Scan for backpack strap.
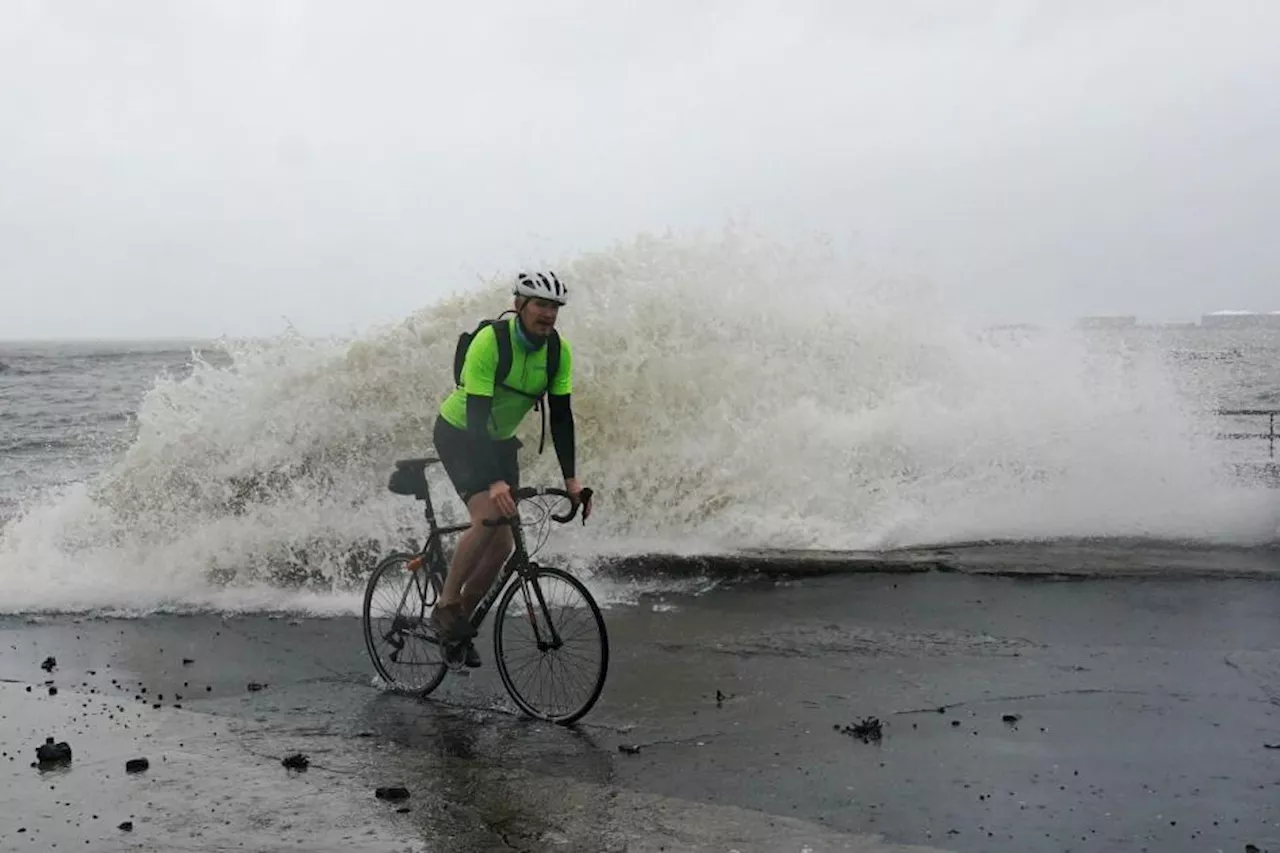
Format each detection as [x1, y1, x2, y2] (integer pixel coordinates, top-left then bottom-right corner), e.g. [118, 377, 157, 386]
[454, 312, 515, 389]
[492, 317, 514, 390]
[545, 330, 561, 395]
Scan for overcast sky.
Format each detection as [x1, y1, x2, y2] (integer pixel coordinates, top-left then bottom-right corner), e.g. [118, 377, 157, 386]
[3, 0, 1279, 339]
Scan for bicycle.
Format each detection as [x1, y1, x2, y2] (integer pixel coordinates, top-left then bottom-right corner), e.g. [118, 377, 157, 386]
[362, 456, 608, 725]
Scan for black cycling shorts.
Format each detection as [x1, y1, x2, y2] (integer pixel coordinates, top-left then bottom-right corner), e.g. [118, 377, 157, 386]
[432, 415, 521, 505]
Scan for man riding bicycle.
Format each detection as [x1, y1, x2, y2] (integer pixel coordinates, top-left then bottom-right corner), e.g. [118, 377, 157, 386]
[430, 271, 592, 666]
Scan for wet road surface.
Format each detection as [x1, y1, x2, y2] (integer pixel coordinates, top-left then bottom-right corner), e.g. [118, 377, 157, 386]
[2, 571, 1280, 852]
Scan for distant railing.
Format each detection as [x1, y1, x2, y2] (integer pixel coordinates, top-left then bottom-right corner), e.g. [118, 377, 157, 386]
[1216, 409, 1277, 459]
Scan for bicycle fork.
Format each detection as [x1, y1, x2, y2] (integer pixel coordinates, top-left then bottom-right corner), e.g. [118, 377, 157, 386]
[518, 572, 563, 652]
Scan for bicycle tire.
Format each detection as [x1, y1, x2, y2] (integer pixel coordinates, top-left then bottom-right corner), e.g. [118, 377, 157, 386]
[362, 552, 449, 696]
[493, 566, 609, 724]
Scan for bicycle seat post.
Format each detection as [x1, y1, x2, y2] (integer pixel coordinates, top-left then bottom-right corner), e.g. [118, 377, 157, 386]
[422, 479, 439, 537]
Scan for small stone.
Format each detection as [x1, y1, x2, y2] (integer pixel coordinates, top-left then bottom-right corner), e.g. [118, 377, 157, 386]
[395, 807, 411, 814]
[247, 682, 266, 692]
[617, 744, 642, 754]
[282, 753, 309, 771]
[36, 737, 72, 767]
[125, 758, 149, 773]
[182, 658, 194, 665]
[842, 717, 883, 743]
[41, 657, 56, 672]
[118, 821, 133, 832]
[375, 786, 410, 801]
[1002, 714, 1021, 724]
[48, 687, 58, 696]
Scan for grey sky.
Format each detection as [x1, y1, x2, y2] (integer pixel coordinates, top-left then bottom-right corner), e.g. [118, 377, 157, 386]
[3, 1, 1278, 339]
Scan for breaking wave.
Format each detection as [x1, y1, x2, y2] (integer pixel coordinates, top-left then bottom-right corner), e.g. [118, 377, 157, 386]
[1, 228, 1277, 612]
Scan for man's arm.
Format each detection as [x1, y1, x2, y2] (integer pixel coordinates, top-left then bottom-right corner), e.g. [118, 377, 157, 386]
[466, 394, 502, 484]
[461, 327, 503, 485]
[548, 394, 576, 480]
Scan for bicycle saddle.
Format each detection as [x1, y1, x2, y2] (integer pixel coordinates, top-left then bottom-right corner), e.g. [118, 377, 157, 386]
[388, 457, 439, 499]
[393, 457, 440, 470]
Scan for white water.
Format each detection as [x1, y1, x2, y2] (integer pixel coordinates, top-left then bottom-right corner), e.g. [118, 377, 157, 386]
[1, 228, 1277, 613]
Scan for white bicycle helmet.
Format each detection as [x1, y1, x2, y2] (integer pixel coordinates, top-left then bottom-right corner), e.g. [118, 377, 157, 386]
[513, 271, 568, 305]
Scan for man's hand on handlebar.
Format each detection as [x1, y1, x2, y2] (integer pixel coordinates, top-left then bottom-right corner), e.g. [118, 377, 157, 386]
[480, 484, 595, 527]
[488, 480, 517, 517]
[564, 477, 593, 521]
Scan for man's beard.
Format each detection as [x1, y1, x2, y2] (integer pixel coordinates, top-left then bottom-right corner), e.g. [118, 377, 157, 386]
[517, 314, 548, 346]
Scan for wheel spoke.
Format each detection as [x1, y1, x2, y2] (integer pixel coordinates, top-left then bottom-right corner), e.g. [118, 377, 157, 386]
[362, 555, 448, 695]
[494, 569, 608, 723]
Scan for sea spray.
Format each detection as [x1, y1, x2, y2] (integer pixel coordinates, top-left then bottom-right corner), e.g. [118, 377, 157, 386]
[1, 227, 1275, 613]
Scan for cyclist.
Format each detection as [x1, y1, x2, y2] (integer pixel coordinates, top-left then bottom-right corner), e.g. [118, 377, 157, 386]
[430, 271, 592, 666]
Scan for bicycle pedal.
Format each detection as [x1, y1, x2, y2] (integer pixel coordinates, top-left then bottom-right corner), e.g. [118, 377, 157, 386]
[444, 657, 469, 675]
[443, 644, 467, 670]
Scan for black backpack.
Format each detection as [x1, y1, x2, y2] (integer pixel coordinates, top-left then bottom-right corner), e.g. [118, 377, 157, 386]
[453, 313, 561, 452]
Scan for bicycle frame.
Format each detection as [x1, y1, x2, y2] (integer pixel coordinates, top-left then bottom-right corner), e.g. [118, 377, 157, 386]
[371, 458, 606, 720]
[392, 473, 579, 649]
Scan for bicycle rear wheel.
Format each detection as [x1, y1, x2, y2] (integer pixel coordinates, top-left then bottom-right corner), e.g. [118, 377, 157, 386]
[362, 552, 449, 695]
[493, 566, 609, 724]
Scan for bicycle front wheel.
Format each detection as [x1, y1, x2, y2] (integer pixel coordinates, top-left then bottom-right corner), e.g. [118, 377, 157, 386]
[362, 552, 449, 696]
[493, 566, 609, 725]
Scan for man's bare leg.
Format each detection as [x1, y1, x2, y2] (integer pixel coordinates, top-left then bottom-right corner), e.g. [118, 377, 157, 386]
[460, 530, 514, 618]
[435, 492, 502, 638]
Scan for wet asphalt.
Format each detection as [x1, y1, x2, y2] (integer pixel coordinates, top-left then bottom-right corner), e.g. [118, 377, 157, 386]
[2, 569, 1279, 852]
